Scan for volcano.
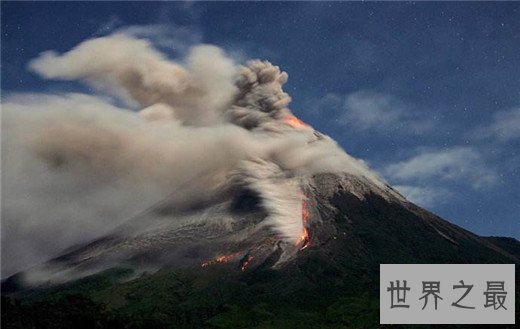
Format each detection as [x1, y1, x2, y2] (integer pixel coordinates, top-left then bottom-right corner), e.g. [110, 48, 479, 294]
[2, 170, 519, 328]
[2, 35, 519, 328]
[4, 170, 518, 287]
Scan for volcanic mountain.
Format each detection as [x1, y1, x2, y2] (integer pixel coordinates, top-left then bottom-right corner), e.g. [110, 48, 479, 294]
[3, 170, 519, 328]
[4, 170, 518, 286]
[3, 166, 519, 328]
[2, 35, 519, 328]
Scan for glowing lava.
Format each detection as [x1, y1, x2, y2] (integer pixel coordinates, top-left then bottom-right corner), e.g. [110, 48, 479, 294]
[298, 195, 311, 250]
[284, 114, 307, 129]
[201, 252, 242, 268]
[240, 255, 254, 272]
[284, 114, 311, 250]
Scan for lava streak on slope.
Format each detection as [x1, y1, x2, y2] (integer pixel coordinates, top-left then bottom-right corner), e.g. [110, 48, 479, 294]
[298, 195, 311, 250]
[201, 251, 255, 272]
[239, 254, 254, 271]
[201, 252, 243, 268]
[283, 113, 313, 250]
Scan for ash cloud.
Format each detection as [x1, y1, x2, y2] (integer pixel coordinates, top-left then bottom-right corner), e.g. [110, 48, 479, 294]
[29, 35, 237, 126]
[2, 33, 388, 277]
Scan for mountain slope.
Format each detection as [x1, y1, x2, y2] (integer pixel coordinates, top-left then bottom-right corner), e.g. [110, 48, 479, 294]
[5, 172, 516, 290]
[2, 172, 518, 329]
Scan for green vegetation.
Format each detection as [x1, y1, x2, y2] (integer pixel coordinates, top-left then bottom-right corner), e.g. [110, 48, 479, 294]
[2, 264, 381, 329]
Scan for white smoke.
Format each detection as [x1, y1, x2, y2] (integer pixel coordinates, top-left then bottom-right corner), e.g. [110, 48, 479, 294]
[2, 33, 389, 277]
[28, 34, 237, 126]
[231, 158, 303, 242]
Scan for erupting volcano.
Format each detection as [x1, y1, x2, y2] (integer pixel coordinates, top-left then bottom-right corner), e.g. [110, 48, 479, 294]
[2, 35, 518, 315]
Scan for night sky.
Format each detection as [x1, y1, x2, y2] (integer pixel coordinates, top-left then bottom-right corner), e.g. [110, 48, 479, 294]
[2, 1, 519, 239]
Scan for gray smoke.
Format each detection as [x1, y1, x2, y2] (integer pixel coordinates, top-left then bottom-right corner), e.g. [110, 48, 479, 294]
[28, 35, 237, 126]
[2, 33, 389, 277]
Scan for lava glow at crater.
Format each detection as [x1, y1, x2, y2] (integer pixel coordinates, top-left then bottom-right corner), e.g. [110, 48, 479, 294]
[283, 114, 307, 129]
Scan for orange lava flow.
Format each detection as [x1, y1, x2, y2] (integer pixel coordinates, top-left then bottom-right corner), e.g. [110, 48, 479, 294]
[201, 252, 242, 268]
[284, 114, 307, 129]
[298, 196, 311, 250]
[240, 255, 254, 272]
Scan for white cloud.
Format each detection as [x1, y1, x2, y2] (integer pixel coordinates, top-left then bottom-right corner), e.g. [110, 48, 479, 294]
[383, 146, 497, 189]
[312, 90, 433, 134]
[477, 108, 520, 142]
[343, 90, 406, 129]
[393, 185, 451, 208]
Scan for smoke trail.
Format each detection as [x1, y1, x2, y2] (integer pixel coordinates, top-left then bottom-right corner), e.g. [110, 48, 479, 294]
[2, 33, 394, 277]
[29, 35, 238, 126]
[231, 158, 303, 243]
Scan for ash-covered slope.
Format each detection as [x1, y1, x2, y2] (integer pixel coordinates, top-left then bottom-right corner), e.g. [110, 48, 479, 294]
[3, 171, 519, 329]
[306, 173, 518, 266]
[3, 170, 518, 294]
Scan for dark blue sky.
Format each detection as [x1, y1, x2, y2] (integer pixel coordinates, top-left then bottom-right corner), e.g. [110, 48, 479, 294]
[2, 1, 519, 238]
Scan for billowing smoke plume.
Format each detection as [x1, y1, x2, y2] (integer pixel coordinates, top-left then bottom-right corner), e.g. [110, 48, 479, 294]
[2, 33, 390, 277]
[28, 35, 237, 126]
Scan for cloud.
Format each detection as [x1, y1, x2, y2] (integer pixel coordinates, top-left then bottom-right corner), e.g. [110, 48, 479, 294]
[343, 90, 406, 129]
[306, 93, 343, 122]
[383, 146, 497, 189]
[344, 90, 435, 133]
[475, 107, 520, 142]
[311, 91, 434, 134]
[393, 185, 451, 208]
